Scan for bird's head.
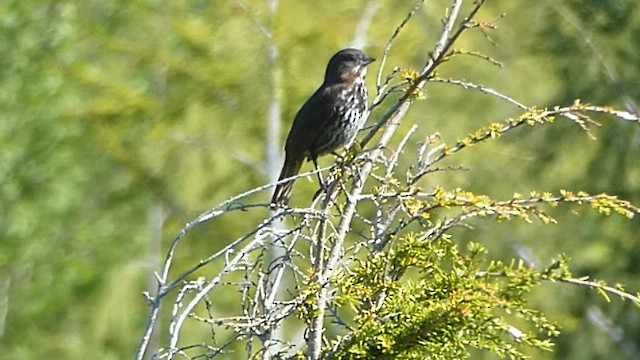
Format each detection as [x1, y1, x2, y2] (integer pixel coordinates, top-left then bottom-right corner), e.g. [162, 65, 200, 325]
[324, 48, 375, 84]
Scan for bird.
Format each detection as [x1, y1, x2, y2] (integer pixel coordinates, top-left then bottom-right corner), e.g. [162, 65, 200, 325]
[271, 48, 375, 206]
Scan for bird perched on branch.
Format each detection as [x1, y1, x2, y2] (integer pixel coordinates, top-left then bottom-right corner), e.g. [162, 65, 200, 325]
[271, 48, 375, 206]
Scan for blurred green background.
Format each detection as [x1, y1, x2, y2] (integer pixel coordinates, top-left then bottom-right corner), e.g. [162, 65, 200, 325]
[1, 0, 638, 359]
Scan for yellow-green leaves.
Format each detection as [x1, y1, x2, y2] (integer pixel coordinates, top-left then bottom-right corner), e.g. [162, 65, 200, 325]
[331, 238, 561, 359]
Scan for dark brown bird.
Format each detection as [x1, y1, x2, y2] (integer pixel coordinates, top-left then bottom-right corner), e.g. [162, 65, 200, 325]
[271, 48, 375, 206]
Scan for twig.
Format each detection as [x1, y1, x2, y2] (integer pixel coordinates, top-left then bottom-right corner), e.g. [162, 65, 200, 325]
[362, 0, 475, 147]
[375, 0, 427, 93]
[428, 77, 528, 110]
[386, 124, 418, 178]
[561, 277, 640, 304]
[167, 237, 264, 359]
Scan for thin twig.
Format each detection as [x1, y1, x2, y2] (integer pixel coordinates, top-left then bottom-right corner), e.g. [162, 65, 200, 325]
[386, 124, 418, 178]
[428, 77, 528, 110]
[167, 237, 264, 359]
[561, 277, 640, 304]
[375, 0, 427, 92]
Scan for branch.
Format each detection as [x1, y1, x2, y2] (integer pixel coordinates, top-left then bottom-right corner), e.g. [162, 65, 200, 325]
[428, 77, 528, 110]
[561, 277, 640, 305]
[374, 0, 426, 95]
[167, 237, 264, 359]
[362, 0, 477, 146]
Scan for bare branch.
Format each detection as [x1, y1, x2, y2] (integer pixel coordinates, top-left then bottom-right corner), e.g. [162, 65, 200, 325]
[374, 0, 426, 92]
[428, 77, 528, 110]
[561, 278, 640, 304]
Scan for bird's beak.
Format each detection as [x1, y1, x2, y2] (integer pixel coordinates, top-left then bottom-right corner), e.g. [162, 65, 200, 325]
[364, 56, 376, 65]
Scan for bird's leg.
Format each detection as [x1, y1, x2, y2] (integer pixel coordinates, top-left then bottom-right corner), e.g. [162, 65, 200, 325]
[312, 149, 349, 203]
[312, 153, 345, 204]
[310, 155, 325, 190]
[311, 155, 329, 203]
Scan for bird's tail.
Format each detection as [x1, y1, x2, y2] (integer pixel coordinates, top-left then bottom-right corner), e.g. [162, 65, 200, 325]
[271, 155, 304, 206]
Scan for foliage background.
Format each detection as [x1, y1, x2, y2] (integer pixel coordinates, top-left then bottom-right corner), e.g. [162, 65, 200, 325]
[1, 0, 638, 359]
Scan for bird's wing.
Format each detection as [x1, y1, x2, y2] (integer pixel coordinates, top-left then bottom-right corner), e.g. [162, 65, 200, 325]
[284, 85, 338, 158]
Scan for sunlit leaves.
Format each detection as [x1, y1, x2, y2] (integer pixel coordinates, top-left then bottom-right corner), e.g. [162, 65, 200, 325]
[332, 238, 560, 359]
